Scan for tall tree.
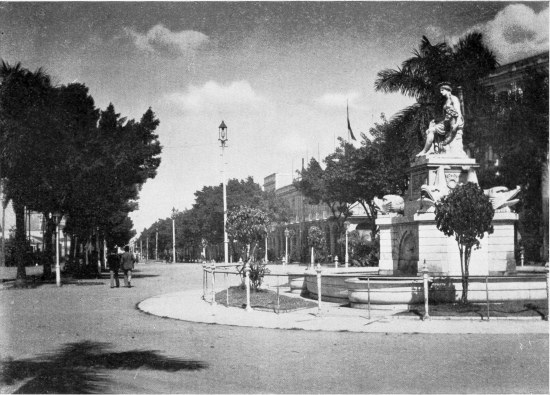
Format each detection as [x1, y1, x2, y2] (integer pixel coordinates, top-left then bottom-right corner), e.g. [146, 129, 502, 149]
[0, 62, 55, 282]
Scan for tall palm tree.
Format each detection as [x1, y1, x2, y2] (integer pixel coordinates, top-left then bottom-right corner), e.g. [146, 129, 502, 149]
[374, 33, 498, 155]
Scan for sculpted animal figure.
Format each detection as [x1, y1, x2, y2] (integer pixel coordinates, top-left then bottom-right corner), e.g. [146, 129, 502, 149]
[483, 186, 521, 212]
[373, 195, 405, 215]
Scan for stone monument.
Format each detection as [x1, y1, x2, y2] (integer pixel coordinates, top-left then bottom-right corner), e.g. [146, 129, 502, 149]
[377, 84, 520, 276]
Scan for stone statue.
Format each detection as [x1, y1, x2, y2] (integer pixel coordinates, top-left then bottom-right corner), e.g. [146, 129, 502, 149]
[483, 186, 521, 212]
[416, 82, 466, 157]
[373, 195, 405, 215]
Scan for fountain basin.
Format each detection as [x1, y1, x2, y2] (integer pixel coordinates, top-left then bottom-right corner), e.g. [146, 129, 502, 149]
[346, 275, 547, 307]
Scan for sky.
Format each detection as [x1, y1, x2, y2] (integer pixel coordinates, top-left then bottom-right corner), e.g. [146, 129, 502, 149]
[0, 1, 548, 235]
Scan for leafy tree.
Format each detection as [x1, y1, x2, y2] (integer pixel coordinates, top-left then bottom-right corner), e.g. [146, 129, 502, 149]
[227, 205, 270, 262]
[434, 182, 494, 303]
[307, 225, 326, 265]
[478, 71, 548, 261]
[0, 62, 55, 282]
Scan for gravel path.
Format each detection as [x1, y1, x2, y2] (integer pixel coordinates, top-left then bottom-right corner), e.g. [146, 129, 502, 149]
[1, 263, 548, 393]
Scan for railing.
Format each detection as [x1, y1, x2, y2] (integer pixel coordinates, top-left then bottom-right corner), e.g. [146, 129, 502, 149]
[202, 262, 549, 320]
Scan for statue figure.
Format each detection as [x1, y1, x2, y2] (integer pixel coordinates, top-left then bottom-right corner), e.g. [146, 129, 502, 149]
[373, 195, 405, 215]
[483, 186, 521, 212]
[416, 82, 465, 157]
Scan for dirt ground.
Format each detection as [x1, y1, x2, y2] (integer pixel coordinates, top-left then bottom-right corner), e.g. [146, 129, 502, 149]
[1, 263, 548, 394]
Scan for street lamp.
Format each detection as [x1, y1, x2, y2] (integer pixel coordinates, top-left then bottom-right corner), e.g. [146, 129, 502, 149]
[344, 220, 351, 268]
[284, 228, 290, 266]
[51, 211, 62, 287]
[171, 207, 176, 263]
[219, 121, 229, 264]
[155, 227, 158, 262]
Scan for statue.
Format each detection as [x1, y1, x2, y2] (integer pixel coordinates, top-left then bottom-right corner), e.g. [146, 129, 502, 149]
[373, 195, 405, 215]
[416, 82, 466, 157]
[483, 186, 521, 212]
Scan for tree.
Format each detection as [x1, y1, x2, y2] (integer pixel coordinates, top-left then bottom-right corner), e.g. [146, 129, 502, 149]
[307, 225, 326, 266]
[434, 182, 494, 303]
[478, 71, 549, 261]
[375, 33, 498, 154]
[226, 205, 270, 262]
[0, 62, 55, 282]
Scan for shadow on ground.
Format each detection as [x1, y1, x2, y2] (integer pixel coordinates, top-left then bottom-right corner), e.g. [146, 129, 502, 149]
[1, 341, 208, 393]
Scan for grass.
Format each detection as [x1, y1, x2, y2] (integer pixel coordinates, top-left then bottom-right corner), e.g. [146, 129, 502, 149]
[400, 299, 548, 319]
[215, 286, 317, 312]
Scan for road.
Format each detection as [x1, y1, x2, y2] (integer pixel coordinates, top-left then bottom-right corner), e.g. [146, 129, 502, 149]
[1, 263, 548, 393]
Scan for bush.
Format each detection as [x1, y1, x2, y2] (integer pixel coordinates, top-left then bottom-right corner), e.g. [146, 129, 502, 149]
[237, 261, 270, 290]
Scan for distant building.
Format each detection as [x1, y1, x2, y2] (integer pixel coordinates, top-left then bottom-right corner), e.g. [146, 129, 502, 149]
[265, 172, 373, 263]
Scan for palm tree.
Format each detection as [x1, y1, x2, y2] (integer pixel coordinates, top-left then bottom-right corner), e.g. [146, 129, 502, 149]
[374, 33, 498, 155]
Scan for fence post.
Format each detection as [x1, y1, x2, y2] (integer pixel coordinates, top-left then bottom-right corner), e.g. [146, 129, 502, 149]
[545, 263, 549, 321]
[367, 276, 371, 320]
[421, 261, 430, 320]
[225, 272, 229, 307]
[316, 263, 322, 316]
[202, 264, 206, 301]
[244, 261, 252, 312]
[485, 276, 490, 320]
[210, 261, 217, 306]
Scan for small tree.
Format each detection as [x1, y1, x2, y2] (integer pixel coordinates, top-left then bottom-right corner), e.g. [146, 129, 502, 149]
[307, 226, 326, 267]
[435, 182, 494, 303]
[227, 206, 270, 289]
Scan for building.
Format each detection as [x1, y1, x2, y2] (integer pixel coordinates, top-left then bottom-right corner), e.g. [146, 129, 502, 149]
[264, 172, 373, 263]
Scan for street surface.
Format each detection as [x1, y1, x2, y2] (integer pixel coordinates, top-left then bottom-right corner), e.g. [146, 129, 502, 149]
[1, 263, 548, 393]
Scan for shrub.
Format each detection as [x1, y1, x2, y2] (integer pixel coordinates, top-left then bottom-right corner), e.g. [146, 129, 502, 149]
[429, 277, 457, 304]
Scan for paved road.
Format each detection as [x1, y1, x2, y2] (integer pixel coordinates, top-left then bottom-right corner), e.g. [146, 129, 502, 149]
[1, 263, 548, 394]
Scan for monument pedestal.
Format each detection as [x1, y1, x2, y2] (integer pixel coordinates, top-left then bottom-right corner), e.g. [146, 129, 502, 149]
[377, 155, 518, 276]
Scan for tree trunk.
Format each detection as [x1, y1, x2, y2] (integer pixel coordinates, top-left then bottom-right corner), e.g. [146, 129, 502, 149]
[462, 246, 472, 304]
[42, 216, 54, 278]
[13, 200, 27, 285]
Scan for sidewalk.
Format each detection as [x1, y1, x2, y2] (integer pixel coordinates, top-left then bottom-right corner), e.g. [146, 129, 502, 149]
[138, 288, 549, 334]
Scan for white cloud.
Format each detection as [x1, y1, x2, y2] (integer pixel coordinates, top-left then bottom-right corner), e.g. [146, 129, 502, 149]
[315, 91, 361, 108]
[164, 80, 267, 114]
[124, 24, 209, 58]
[461, 4, 548, 64]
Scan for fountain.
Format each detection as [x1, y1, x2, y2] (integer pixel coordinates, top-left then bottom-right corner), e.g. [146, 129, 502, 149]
[294, 84, 547, 306]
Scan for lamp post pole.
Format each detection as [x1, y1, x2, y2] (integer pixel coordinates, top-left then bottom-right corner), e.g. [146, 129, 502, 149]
[344, 221, 350, 268]
[219, 121, 229, 264]
[172, 208, 176, 263]
[52, 212, 62, 287]
[284, 228, 290, 266]
[155, 227, 158, 262]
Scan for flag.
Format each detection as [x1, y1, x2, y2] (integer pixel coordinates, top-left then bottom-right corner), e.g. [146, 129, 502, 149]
[347, 103, 356, 141]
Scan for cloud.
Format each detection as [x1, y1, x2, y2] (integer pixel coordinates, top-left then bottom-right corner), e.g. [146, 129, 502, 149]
[315, 91, 361, 108]
[164, 80, 267, 114]
[124, 24, 209, 58]
[462, 4, 548, 64]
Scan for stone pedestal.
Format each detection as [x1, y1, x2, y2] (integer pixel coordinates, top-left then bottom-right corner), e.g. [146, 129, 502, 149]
[377, 155, 518, 276]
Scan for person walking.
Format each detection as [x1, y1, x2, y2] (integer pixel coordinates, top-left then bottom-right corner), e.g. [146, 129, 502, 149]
[107, 247, 120, 288]
[120, 245, 136, 288]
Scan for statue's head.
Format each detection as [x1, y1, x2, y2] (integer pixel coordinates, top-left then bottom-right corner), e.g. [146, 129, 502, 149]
[437, 81, 452, 93]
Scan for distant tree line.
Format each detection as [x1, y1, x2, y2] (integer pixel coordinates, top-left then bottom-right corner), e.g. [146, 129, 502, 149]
[0, 62, 162, 283]
[137, 177, 290, 263]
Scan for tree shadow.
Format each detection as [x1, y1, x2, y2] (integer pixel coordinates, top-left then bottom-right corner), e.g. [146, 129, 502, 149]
[1, 341, 208, 393]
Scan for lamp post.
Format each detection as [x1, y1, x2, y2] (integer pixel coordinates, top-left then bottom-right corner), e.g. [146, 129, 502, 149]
[264, 232, 268, 263]
[51, 211, 62, 287]
[344, 220, 350, 268]
[284, 228, 290, 266]
[155, 227, 158, 262]
[219, 121, 229, 264]
[171, 208, 176, 263]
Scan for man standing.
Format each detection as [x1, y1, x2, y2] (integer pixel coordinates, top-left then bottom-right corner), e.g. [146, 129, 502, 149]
[120, 245, 136, 288]
[107, 247, 120, 288]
